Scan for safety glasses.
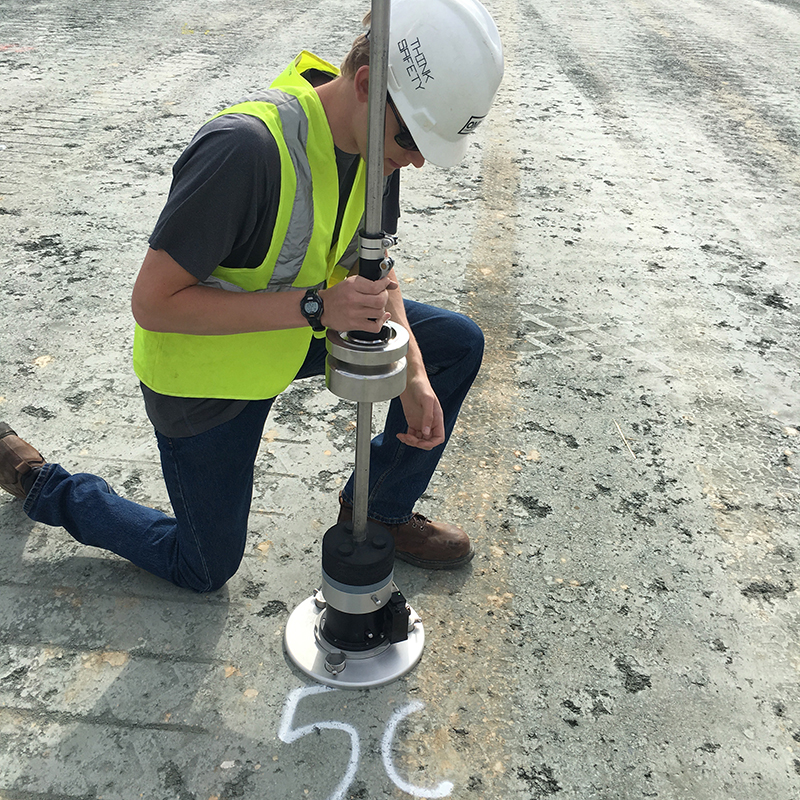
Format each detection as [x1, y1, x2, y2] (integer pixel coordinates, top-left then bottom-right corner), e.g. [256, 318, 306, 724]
[386, 93, 419, 152]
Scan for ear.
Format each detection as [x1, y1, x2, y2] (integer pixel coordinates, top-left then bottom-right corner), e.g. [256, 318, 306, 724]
[353, 64, 370, 104]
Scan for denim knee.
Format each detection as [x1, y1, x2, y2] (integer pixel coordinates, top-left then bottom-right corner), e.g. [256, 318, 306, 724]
[175, 546, 245, 594]
[459, 316, 485, 367]
[436, 313, 484, 375]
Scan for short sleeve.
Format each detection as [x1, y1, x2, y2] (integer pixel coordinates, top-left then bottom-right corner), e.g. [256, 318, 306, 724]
[149, 114, 282, 281]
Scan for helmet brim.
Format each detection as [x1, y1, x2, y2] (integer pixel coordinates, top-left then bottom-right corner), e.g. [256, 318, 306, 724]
[388, 88, 473, 168]
[412, 128, 470, 168]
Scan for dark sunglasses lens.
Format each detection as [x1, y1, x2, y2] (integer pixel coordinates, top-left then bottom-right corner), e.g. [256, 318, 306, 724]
[395, 131, 418, 151]
[388, 95, 419, 152]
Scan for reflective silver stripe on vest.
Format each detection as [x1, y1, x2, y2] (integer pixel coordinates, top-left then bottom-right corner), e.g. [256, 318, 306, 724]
[198, 89, 315, 294]
[199, 275, 324, 294]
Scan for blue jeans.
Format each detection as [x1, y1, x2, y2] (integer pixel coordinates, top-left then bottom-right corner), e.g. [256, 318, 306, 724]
[23, 301, 483, 592]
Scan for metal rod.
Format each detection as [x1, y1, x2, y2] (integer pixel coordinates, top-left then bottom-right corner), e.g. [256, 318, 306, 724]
[352, 401, 373, 542]
[351, 0, 392, 544]
[364, 0, 390, 237]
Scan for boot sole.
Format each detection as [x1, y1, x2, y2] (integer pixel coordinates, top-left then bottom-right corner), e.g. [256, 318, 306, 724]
[395, 546, 475, 570]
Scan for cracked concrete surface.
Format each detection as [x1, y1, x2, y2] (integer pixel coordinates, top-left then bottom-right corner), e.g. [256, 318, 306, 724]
[1, 0, 799, 798]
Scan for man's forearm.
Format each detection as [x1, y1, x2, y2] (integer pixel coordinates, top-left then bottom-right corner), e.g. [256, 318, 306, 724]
[132, 248, 307, 335]
[132, 248, 394, 336]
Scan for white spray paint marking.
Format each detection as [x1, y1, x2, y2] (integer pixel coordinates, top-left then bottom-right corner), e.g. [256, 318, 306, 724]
[381, 700, 454, 798]
[279, 687, 454, 799]
[278, 686, 360, 800]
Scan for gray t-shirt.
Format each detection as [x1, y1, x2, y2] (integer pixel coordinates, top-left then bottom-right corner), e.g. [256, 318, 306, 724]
[142, 103, 400, 437]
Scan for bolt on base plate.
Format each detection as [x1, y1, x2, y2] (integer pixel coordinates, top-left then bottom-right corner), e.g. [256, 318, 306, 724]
[285, 595, 425, 689]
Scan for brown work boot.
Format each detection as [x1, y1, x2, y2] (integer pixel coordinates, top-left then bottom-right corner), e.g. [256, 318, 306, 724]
[0, 423, 45, 499]
[337, 498, 474, 570]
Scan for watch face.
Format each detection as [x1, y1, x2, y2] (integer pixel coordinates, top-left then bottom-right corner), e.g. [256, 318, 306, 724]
[304, 298, 321, 314]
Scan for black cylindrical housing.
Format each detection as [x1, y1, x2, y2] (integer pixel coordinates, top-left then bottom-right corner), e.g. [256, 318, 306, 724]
[322, 606, 390, 651]
[320, 520, 409, 651]
[321, 520, 394, 586]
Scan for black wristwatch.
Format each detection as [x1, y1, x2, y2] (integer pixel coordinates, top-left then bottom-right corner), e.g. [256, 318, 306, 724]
[300, 289, 325, 332]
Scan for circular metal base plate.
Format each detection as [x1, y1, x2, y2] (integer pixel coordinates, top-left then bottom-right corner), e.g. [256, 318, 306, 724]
[285, 596, 425, 689]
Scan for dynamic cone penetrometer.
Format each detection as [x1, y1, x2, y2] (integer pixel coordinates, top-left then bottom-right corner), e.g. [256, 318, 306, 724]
[284, 317, 425, 688]
[284, 0, 423, 689]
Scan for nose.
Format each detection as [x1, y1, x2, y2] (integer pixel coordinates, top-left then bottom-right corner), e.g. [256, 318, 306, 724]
[409, 150, 425, 169]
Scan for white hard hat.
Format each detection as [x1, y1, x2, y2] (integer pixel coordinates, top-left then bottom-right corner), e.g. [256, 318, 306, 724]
[386, 0, 504, 167]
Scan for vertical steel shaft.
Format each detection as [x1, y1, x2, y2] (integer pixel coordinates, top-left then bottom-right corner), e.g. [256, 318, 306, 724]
[352, 402, 373, 542]
[364, 0, 390, 237]
[351, 0, 391, 543]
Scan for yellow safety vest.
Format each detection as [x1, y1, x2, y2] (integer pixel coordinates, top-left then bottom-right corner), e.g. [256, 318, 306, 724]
[133, 51, 366, 399]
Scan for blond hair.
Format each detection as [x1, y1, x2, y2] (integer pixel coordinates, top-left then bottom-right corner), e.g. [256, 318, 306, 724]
[340, 11, 371, 79]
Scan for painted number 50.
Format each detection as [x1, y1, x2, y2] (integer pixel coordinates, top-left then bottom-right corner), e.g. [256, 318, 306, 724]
[279, 686, 454, 800]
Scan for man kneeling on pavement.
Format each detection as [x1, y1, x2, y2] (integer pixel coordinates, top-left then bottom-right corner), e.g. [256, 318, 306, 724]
[0, 0, 503, 592]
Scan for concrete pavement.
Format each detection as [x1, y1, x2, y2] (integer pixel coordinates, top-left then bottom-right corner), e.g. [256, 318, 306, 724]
[2, 1, 799, 798]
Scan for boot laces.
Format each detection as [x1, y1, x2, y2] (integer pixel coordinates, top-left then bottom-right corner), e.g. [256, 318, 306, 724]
[410, 513, 430, 531]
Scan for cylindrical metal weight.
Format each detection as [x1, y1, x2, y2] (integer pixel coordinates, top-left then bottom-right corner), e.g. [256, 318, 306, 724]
[326, 322, 409, 365]
[325, 321, 409, 403]
[325, 356, 407, 403]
